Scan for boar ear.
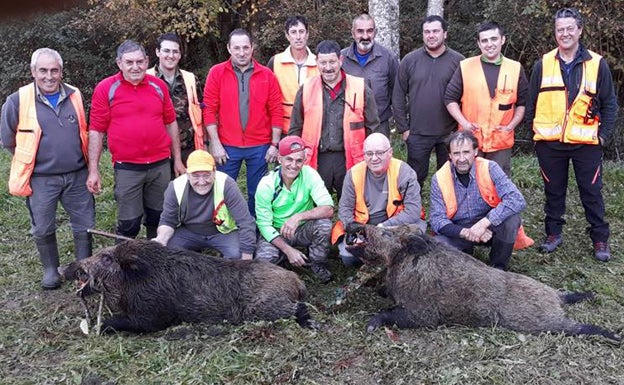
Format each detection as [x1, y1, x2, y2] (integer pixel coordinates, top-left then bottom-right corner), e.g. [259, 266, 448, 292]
[405, 234, 430, 258]
[117, 254, 150, 281]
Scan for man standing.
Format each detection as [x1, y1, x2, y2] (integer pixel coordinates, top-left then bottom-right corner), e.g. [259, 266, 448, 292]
[445, 21, 528, 176]
[255, 136, 334, 283]
[393, 15, 464, 189]
[333, 133, 426, 267]
[290, 40, 380, 199]
[525, 8, 618, 261]
[429, 131, 527, 270]
[341, 13, 399, 138]
[1, 48, 95, 289]
[267, 15, 319, 135]
[147, 32, 205, 165]
[88, 40, 185, 240]
[203, 29, 283, 217]
[154, 150, 256, 259]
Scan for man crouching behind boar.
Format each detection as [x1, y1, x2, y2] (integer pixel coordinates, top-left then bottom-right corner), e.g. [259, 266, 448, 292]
[345, 223, 621, 341]
[64, 240, 316, 333]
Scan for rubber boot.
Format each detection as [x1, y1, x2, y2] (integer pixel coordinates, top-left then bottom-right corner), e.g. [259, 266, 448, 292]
[116, 217, 142, 244]
[145, 225, 158, 239]
[73, 231, 93, 260]
[489, 239, 514, 271]
[34, 233, 61, 290]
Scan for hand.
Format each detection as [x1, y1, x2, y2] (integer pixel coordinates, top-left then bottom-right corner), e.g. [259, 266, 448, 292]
[402, 131, 409, 141]
[173, 159, 186, 177]
[265, 145, 279, 163]
[152, 237, 167, 246]
[284, 245, 308, 267]
[241, 252, 253, 260]
[461, 121, 479, 132]
[280, 214, 300, 241]
[209, 141, 229, 165]
[86, 171, 102, 195]
[496, 124, 514, 132]
[462, 218, 492, 243]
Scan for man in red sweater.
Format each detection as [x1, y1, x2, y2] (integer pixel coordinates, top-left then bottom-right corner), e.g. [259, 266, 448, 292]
[203, 29, 283, 217]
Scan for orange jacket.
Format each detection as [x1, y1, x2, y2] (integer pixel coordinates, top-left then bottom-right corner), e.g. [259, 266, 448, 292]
[300, 74, 366, 169]
[273, 48, 318, 134]
[459, 56, 520, 152]
[436, 158, 533, 249]
[9, 84, 88, 197]
[147, 68, 204, 149]
[331, 158, 403, 244]
[532, 48, 601, 144]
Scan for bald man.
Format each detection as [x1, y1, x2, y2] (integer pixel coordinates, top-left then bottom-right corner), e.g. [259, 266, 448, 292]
[333, 133, 426, 266]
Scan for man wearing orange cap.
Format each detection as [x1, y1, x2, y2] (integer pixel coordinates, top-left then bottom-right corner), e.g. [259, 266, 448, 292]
[255, 136, 335, 283]
[154, 150, 256, 259]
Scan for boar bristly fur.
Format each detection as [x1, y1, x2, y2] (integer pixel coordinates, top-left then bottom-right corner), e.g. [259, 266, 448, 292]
[345, 224, 621, 342]
[64, 240, 313, 333]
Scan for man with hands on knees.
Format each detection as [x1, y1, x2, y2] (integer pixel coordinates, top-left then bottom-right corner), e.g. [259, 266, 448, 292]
[429, 131, 528, 270]
[254, 136, 334, 283]
[153, 150, 256, 259]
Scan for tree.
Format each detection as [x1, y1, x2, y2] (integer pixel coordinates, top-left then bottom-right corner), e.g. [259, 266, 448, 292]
[369, 0, 400, 56]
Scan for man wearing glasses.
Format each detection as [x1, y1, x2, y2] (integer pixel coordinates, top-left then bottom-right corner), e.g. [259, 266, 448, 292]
[525, 8, 618, 261]
[333, 133, 426, 267]
[153, 150, 256, 259]
[148, 32, 205, 166]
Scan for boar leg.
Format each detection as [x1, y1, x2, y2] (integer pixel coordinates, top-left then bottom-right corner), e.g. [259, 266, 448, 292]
[366, 306, 417, 333]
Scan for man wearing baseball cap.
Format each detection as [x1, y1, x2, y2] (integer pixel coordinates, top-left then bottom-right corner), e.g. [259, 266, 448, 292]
[154, 150, 256, 259]
[255, 136, 335, 283]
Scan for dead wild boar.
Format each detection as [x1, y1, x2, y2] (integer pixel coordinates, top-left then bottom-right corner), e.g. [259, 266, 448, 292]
[345, 223, 621, 341]
[64, 240, 315, 333]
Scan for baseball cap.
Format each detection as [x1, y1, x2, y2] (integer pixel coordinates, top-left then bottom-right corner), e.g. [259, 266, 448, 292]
[279, 136, 308, 156]
[186, 150, 216, 173]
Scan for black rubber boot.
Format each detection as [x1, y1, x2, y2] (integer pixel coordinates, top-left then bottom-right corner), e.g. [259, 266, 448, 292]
[34, 234, 61, 290]
[73, 231, 93, 260]
[145, 225, 158, 239]
[116, 217, 142, 244]
[489, 239, 514, 270]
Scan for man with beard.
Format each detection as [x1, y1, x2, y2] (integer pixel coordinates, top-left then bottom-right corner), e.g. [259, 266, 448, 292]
[393, 15, 464, 190]
[255, 136, 335, 283]
[267, 15, 319, 135]
[203, 29, 283, 217]
[341, 13, 399, 138]
[290, 40, 380, 199]
[429, 131, 526, 270]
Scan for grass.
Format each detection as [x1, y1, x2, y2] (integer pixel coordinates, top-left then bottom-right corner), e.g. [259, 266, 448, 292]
[0, 142, 623, 385]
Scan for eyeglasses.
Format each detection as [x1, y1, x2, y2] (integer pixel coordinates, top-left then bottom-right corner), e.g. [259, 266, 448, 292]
[364, 147, 391, 158]
[160, 48, 181, 56]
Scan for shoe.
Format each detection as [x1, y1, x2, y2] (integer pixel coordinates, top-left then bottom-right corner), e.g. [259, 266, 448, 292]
[539, 234, 562, 253]
[311, 264, 333, 284]
[594, 242, 611, 262]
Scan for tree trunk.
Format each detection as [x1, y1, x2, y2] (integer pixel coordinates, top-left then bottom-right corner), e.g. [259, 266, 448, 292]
[368, 0, 400, 57]
[427, 0, 444, 16]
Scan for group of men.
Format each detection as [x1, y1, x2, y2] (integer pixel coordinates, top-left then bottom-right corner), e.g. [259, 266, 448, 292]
[1, 7, 617, 290]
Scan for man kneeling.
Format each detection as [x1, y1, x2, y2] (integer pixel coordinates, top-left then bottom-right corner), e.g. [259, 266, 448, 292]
[429, 131, 531, 270]
[154, 150, 256, 259]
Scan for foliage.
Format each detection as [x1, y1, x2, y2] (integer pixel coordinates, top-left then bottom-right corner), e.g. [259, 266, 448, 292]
[0, 147, 623, 384]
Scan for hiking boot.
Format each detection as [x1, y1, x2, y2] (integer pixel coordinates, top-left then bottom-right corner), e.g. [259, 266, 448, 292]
[594, 242, 611, 262]
[539, 234, 562, 253]
[311, 264, 333, 284]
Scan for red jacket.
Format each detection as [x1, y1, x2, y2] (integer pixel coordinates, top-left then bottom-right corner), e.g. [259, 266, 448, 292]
[203, 59, 283, 147]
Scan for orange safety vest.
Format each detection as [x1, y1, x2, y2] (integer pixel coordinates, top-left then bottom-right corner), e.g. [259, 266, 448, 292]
[435, 158, 533, 250]
[147, 67, 204, 149]
[273, 48, 318, 134]
[330, 158, 404, 244]
[459, 56, 520, 152]
[532, 48, 601, 144]
[8, 84, 88, 197]
[300, 74, 366, 169]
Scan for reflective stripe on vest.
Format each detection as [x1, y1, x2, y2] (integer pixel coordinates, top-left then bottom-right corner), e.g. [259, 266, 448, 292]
[330, 158, 404, 244]
[8, 84, 88, 197]
[459, 56, 520, 152]
[533, 48, 600, 144]
[146, 68, 204, 150]
[300, 74, 366, 169]
[172, 172, 237, 234]
[273, 50, 319, 134]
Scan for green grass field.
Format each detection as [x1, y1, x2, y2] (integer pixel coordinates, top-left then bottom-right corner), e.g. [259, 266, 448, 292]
[0, 144, 622, 385]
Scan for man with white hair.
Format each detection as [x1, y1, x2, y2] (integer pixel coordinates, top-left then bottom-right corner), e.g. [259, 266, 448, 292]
[1, 48, 95, 289]
[333, 133, 426, 267]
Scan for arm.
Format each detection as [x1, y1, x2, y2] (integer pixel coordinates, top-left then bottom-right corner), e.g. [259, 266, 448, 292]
[391, 59, 410, 140]
[444, 68, 476, 131]
[288, 87, 304, 136]
[337, 170, 356, 226]
[203, 68, 228, 164]
[523, 60, 542, 132]
[596, 58, 619, 143]
[0, 94, 18, 154]
[381, 164, 425, 232]
[153, 182, 180, 245]
[485, 162, 527, 226]
[265, 73, 284, 163]
[499, 68, 528, 132]
[153, 225, 175, 246]
[364, 83, 380, 134]
[86, 131, 104, 194]
[223, 177, 256, 258]
[165, 121, 185, 176]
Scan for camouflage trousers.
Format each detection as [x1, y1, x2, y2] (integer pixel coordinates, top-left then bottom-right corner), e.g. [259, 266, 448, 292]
[255, 219, 332, 265]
